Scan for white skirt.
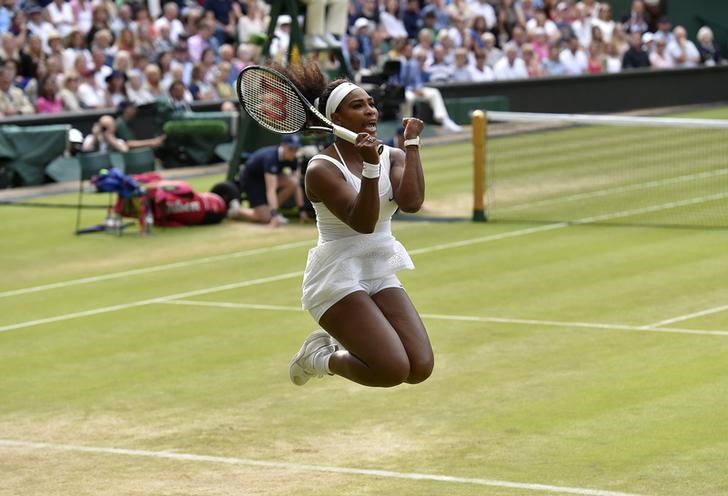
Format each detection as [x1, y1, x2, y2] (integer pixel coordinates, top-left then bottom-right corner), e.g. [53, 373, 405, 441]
[301, 232, 415, 311]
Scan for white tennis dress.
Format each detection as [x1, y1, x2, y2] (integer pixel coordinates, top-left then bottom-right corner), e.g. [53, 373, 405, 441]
[301, 144, 415, 316]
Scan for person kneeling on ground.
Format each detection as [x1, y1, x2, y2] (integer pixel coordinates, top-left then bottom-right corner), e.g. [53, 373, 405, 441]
[229, 134, 311, 227]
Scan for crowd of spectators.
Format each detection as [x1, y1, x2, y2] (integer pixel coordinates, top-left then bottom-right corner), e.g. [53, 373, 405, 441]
[0, 0, 725, 120]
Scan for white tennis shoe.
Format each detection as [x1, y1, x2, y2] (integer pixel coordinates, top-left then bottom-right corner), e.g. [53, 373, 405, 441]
[289, 330, 339, 386]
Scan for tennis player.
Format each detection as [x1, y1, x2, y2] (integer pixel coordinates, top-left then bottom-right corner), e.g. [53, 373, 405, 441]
[282, 63, 434, 388]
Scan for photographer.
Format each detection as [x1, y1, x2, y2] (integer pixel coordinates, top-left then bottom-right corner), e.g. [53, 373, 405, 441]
[81, 115, 129, 153]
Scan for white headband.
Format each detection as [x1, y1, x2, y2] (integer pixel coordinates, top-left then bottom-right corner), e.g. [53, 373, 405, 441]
[325, 82, 359, 120]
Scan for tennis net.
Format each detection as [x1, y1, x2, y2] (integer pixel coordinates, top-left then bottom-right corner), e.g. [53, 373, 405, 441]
[481, 111, 728, 228]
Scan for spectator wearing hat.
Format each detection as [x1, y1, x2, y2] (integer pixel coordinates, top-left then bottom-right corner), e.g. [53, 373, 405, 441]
[104, 68, 127, 106]
[26, 4, 55, 52]
[651, 16, 674, 46]
[77, 66, 105, 108]
[231, 134, 310, 227]
[269, 14, 291, 63]
[115, 100, 165, 150]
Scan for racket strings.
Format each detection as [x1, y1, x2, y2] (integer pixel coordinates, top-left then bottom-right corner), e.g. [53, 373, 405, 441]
[239, 70, 307, 133]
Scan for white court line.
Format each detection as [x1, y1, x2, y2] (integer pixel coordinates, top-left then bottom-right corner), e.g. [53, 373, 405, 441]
[161, 300, 728, 337]
[0, 439, 641, 496]
[2, 193, 727, 334]
[0, 240, 314, 299]
[0, 272, 302, 334]
[644, 303, 728, 328]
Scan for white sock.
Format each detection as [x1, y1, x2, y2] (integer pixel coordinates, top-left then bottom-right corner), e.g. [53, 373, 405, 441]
[313, 347, 335, 375]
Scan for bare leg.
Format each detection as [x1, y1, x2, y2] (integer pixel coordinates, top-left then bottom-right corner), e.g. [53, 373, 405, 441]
[319, 289, 433, 387]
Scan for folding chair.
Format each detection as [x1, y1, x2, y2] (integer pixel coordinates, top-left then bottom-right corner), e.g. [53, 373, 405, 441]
[75, 151, 113, 235]
[122, 147, 156, 175]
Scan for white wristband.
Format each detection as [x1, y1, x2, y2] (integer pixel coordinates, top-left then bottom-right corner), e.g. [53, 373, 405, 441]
[404, 137, 420, 148]
[361, 161, 380, 179]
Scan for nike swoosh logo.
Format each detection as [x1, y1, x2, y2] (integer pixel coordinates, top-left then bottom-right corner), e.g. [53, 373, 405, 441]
[388, 196, 394, 202]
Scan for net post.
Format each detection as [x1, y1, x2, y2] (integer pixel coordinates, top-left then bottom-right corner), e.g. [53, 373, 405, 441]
[472, 109, 487, 222]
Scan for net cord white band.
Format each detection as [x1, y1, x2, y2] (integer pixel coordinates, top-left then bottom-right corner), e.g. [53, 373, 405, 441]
[485, 111, 728, 129]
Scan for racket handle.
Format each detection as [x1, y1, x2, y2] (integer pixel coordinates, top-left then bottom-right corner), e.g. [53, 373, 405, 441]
[333, 125, 384, 155]
[333, 125, 358, 143]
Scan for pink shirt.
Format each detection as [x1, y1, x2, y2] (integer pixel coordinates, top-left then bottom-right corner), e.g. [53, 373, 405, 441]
[35, 97, 64, 114]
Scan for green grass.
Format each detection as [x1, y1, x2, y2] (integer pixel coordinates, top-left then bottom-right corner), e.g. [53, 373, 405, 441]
[2, 109, 728, 495]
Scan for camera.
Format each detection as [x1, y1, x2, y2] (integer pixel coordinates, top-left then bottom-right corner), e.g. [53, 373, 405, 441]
[100, 125, 108, 133]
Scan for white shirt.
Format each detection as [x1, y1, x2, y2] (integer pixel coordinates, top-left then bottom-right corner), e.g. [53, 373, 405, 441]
[559, 48, 588, 75]
[666, 39, 700, 68]
[493, 56, 529, 80]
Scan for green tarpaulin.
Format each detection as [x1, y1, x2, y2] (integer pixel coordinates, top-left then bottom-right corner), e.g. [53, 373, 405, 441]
[0, 124, 69, 187]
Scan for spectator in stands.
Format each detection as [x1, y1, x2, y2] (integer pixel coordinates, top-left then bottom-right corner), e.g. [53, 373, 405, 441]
[498, 0, 526, 45]
[21, 33, 44, 80]
[696, 26, 725, 67]
[70, 0, 93, 35]
[105, 68, 127, 107]
[204, 0, 243, 44]
[559, 36, 588, 75]
[27, 5, 55, 52]
[470, 49, 495, 81]
[482, 32, 503, 68]
[188, 18, 215, 63]
[268, 14, 291, 63]
[649, 37, 672, 69]
[86, 4, 112, 47]
[155, 2, 184, 44]
[586, 40, 605, 73]
[110, 3, 135, 38]
[0, 64, 33, 115]
[167, 79, 191, 112]
[0, 0, 12, 35]
[237, 0, 265, 45]
[114, 26, 136, 55]
[380, 0, 408, 40]
[621, 30, 650, 69]
[493, 41, 528, 79]
[126, 69, 154, 104]
[651, 16, 674, 46]
[592, 2, 615, 42]
[62, 28, 89, 71]
[620, 0, 648, 34]
[59, 69, 81, 110]
[115, 100, 165, 150]
[82, 114, 129, 152]
[77, 67, 106, 108]
[169, 41, 192, 85]
[189, 61, 214, 100]
[542, 41, 568, 76]
[402, 0, 420, 40]
[604, 40, 623, 72]
[666, 25, 700, 68]
[530, 26, 550, 61]
[46, 0, 74, 38]
[527, 9, 559, 42]
[450, 46, 475, 82]
[35, 75, 63, 113]
[211, 61, 233, 99]
[469, 0, 497, 33]
[142, 63, 165, 99]
[426, 45, 452, 82]
[522, 42, 544, 77]
[231, 134, 309, 227]
[578, 0, 602, 19]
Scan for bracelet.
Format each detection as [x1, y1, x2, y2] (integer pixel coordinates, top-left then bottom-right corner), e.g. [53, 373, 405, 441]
[361, 161, 380, 179]
[404, 137, 420, 148]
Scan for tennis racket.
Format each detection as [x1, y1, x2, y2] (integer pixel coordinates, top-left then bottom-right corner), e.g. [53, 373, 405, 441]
[236, 65, 381, 151]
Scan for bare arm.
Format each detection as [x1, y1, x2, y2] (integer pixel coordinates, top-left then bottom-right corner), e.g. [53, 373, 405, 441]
[389, 118, 425, 213]
[305, 134, 382, 233]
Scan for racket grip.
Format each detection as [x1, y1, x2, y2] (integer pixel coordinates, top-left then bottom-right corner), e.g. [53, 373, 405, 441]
[333, 125, 358, 143]
[333, 125, 384, 155]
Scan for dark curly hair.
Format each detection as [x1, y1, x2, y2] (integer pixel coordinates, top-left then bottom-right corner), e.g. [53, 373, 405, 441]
[270, 62, 351, 118]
